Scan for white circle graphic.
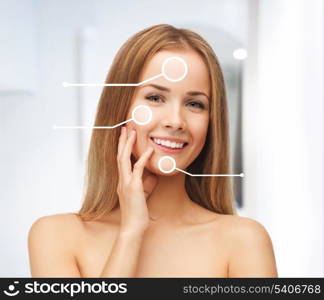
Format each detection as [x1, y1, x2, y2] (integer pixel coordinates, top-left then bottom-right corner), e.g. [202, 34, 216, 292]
[132, 105, 152, 125]
[158, 156, 176, 173]
[161, 56, 188, 82]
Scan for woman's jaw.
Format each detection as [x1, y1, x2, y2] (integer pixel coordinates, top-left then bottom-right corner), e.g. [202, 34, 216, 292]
[132, 141, 190, 177]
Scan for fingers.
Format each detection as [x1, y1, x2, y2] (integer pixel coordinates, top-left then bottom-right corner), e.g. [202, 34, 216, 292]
[117, 126, 126, 158]
[117, 126, 127, 178]
[132, 147, 154, 179]
[117, 126, 155, 190]
[120, 128, 136, 179]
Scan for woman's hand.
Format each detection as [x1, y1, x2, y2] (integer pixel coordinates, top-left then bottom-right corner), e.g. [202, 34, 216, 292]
[117, 126, 157, 233]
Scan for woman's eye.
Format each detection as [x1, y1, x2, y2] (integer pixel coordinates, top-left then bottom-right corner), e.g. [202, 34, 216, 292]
[145, 95, 205, 110]
[187, 101, 205, 109]
[145, 94, 163, 102]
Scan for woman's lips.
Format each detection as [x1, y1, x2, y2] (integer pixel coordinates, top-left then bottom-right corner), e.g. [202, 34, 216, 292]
[149, 138, 188, 154]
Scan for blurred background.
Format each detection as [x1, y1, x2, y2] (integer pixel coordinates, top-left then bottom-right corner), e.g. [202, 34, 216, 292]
[0, 0, 322, 277]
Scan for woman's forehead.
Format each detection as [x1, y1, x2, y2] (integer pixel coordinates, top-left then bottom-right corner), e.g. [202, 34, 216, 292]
[139, 49, 210, 95]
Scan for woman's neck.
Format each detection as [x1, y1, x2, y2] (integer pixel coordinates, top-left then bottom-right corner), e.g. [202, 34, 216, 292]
[146, 171, 194, 224]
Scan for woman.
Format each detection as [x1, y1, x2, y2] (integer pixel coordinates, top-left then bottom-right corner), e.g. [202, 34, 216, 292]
[28, 24, 277, 277]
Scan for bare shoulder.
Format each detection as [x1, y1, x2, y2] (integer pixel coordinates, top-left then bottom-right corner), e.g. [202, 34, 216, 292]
[30, 212, 82, 226]
[28, 213, 83, 277]
[28, 212, 83, 240]
[217, 214, 271, 238]
[215, 214, 278, 277]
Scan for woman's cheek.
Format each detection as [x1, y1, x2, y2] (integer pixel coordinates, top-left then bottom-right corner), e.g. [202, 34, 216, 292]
[190, 124, 208, 159]
[197, 128, 208, 149]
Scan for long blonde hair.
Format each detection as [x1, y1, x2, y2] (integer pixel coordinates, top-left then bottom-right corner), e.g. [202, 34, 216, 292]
[77, 24, 236, 221]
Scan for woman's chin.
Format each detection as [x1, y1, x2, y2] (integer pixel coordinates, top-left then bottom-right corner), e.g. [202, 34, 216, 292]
[145, 156, 180, 177]
[145, 166, 178, 176]
[144, 161, 163, 176]
[133, 151, 187, 176]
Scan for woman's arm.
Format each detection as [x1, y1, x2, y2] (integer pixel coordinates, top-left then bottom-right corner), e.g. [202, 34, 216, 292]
[99, 126, 157, 277]
[227, 217, 278, 277]
[28, 214, 81, 277]
[99, 228, 145, 277]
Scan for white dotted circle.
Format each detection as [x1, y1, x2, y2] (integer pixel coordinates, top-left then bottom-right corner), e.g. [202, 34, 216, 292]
[161, 56, 188, 82]
[158, 156, 176, 173]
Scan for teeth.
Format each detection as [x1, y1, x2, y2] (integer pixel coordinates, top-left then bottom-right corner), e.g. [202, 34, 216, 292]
[153, 138, 184, 149]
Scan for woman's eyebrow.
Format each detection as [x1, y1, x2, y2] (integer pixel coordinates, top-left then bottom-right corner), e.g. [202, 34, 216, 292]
[140, 84, 209, 100]
[141, 83, 170, 92]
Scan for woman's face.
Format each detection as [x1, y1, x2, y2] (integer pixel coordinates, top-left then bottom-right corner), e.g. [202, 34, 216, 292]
[126, 49, 210, 175]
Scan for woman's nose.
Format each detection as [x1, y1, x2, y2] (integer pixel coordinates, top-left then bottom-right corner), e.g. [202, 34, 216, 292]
[161, 106, 186, 130]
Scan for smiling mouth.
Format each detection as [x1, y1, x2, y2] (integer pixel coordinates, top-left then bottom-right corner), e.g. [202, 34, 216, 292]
[150, 137, 188, 150]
